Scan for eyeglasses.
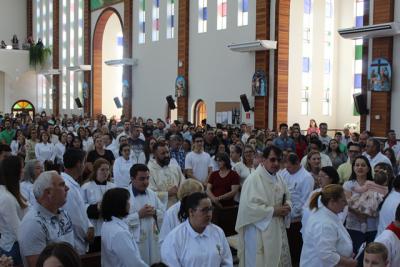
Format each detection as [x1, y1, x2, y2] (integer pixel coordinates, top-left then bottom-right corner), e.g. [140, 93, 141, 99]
[268, 157, 282, 163]
[195, 206, 214, 213]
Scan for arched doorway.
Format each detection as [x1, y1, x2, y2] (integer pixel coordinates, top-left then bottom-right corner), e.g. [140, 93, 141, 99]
[92, 8, 123, 118]
[194, 100, 207, 126]
[11, 100, 35, 117]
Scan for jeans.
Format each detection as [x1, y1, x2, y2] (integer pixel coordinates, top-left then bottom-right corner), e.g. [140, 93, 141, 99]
[0, 242, 22, 266]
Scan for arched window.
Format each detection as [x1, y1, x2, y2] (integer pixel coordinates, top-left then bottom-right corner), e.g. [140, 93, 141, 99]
[11, 100, 35, 117]
[194, 100, 207, 126]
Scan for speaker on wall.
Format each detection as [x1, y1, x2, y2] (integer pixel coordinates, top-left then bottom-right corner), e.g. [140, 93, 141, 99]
[74, 98, 83, 108]
[353, 93, 368, 115]
[240, 94, 254, 112]
[166, 95, 176, 110]
[113, 97, 122, 109]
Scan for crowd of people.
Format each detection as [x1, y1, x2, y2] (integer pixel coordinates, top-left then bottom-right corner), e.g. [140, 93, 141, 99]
[0, 112, 399, 267]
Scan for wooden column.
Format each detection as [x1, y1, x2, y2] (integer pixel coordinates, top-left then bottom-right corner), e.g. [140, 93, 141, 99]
[273, 0, 290, 129]
[83, 0, 91, 116]
[27, 0, 33, 38]
[369, 0, 394, 136]
[254, 0, 270, 129]
[123, 0, 133, 118]
[52, 0, 60, 115]
[177, 0, 190, 122]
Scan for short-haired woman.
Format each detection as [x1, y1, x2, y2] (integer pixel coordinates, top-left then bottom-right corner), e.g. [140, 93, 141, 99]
[300, 184, 357, 267]
[101, 188, 148, 267]
[161, 192, 233, 267]
[81, 158, 115, 252]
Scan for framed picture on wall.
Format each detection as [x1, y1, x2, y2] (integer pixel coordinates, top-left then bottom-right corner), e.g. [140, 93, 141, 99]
[368, 58, 391, 92]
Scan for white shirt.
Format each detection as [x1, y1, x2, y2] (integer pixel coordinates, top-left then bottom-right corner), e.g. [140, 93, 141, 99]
[281, 166, 314, 220]
[10, 140, 19, 155]
[159, 201, 181, 243]
[101, 216, 148, 267]
[185, 151, 213, 183]
[363, 151, 392, 169]
[113, 156, 135, 188]
[384, 141, 400, 156]
[0, 185, 27, 252]
[377, 190, 400, 235]
[54, 142, 66, 164]
[82, 137, 94, 152]
[81, 180, 116, 236]
[61, 172, 93, 255]
[300, 206, 353, 267]
[301, 152, 332, 168]
[20, 181, 37, 206]
[161, 220, 233, 267]
[375, 229, 400, 267]
[34, 142, 55, 163]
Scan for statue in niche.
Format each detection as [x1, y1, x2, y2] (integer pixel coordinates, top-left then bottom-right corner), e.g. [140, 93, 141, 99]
[1, 41, 6, 49]
[11, 34, 19, 49]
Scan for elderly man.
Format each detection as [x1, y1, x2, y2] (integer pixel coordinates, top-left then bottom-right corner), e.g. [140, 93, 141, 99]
[236, 146, 292, 267]
[148, 142, 184, 208]
[364, 138, 392, 169]
[384, 130, 400, 156]
[18, 171, 73, 267]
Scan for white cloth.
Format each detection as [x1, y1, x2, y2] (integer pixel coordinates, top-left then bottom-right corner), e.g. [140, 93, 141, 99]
[377, 190, 400, 235]
[34, 142, 55, 163]
[125, 186, 165, 265]
[82, 137, 94, 152]
[54, 142, 66, 164]
[61, 172, 93, 254]
[161, 220, 233, 267]
[130, 149, 146, 165]
[10, 140, 19, 155]
[300, 206, 353, 267]
[185, 151, 213, 183]
[148, 159, 184, 208]
[281, 166, 314, 220]
[81, 180, 116, 236]
[363, 151, 392, 169]
[232, 162, 255, 202]
[20, 181, 37, 206]
[0, 185, 27, 252]
[374, 229, 400, 267]
[301, 152, 332, 168]
[101, 216, 148, 267]
[113, 156, 136, 188]
[159, 201, 181, 243]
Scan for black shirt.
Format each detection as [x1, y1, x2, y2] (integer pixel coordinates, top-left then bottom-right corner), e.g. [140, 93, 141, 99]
[87, 149, 115, 164]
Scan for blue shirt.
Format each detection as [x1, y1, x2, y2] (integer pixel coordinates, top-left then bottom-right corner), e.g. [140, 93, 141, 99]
[273, 136, 296, 151]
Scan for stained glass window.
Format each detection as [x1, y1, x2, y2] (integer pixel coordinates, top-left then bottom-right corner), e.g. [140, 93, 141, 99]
[152, 0, 160, 41]
[217, 0, 227, 30]
[13, 101, 34, 110]
[323, 0, 334, 116]
[139, 0, 146, 43]
[198, 0, 208, 33]
[301, 0, 313, 115]
[167, 0, 175, 39]
[238, 0, 249, 26]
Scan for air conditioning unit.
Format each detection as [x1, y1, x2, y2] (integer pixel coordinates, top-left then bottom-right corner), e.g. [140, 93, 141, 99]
[338, 22, 400, 40]
[104, 58, 138, 66]
[227, 40, 277, 52]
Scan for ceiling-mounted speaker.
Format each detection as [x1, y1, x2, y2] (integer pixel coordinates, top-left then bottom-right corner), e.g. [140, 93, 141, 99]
[75, 98, 83, 108]
[114, 97, 122, 109]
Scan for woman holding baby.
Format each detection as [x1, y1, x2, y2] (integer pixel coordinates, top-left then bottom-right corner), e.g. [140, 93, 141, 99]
[343, 155, 389, 258]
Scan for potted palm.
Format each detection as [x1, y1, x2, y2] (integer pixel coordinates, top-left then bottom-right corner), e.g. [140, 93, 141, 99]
[29, 39, 52, 69]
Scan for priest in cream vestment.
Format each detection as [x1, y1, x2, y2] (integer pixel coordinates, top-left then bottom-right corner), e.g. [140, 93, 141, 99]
[236, 146, 292, 267]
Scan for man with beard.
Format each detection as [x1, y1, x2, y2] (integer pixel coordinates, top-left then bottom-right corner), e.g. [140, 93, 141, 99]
[148, 142, 185, 208]
[0, 119, 15, 145]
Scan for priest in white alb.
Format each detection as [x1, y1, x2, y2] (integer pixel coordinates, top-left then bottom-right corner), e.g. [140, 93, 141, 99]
[235, 146, 292, 267]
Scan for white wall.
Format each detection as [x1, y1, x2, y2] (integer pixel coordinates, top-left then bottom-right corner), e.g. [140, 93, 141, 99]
[0, 0, 27, 46]
[0, 71, 4, 113]
[131, 0, 178, 120]
[288, 0, 359, 130]
[102, 14, 123, 118]
[188, 0, 256, 125]
[391, 0, 400, 133]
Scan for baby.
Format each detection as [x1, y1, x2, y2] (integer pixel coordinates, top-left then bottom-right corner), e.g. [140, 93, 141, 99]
[348, 170, 389, 232]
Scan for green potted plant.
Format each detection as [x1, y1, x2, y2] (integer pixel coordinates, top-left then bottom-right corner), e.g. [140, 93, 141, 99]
[29, 39, 52, 69]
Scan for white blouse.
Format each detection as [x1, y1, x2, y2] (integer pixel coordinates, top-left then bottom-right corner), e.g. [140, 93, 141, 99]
[300, 206, 353, 267]
[35, 142, 55, 163]
[101, 216, 148, 267]
[113, 156, 135, 188]
[161, 220, 233, 267]
[54, 142, 66, 164]
[159, 201, 181, 243]
[20, 181, 37, 206]
[0, 185, 27, 252]
[81, 180, 116, 236]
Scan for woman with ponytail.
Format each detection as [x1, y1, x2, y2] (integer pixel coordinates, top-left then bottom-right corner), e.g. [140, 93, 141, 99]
[161, 192, 233, 267]
[300, 184, 357, 267]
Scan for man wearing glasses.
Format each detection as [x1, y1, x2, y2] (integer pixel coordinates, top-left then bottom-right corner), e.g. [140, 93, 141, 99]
[337, 142, 362, 183]
[236, 146, 292, 267]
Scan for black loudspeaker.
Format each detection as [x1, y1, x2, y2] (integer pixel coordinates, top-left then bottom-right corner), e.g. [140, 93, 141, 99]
[113, 97, 122, 109]
[74, 98, 83, 108]
[240, 94, 253, 112]
[166, 95, 176, 110]
[353, 93, 368, 115]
